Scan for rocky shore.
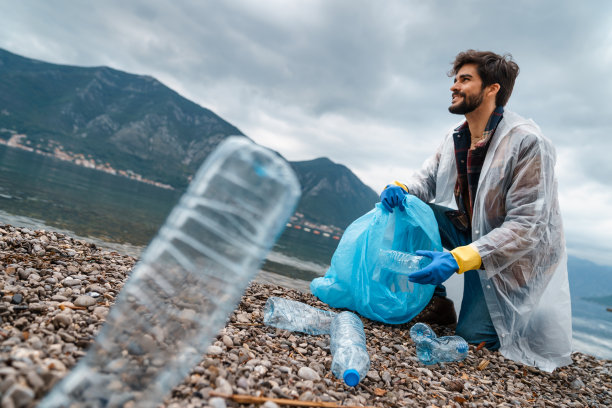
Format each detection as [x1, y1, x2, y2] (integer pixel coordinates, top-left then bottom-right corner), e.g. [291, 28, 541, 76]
[0, 224, 610, 407]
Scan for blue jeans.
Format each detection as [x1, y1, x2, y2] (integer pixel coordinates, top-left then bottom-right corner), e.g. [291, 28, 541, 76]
[428, 204, 500, 350]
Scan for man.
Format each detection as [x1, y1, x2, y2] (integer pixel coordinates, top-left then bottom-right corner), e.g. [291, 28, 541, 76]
[380, 50, 572, 372]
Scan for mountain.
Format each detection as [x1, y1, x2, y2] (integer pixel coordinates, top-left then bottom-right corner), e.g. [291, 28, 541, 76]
[0, 48, 377, 229]
[567, 255, 612, 299]
[0, 48, 243, 188]
[291, 158, 378, 228]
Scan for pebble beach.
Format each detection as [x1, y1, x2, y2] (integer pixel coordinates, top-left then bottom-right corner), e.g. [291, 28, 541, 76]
[0, 224, 610, 408]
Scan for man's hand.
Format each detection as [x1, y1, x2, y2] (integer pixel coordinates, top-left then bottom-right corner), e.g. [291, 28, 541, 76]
[380, 185, 407, 213]
[408, 250, 459, 285]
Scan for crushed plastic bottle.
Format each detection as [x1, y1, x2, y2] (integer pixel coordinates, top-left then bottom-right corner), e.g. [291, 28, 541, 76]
[330, 311, 370, 387]
[39, 137, 301, 407]
[409, 322, 469, 365]
[263, 296, 337, 335]
[375, 249, 433, 292]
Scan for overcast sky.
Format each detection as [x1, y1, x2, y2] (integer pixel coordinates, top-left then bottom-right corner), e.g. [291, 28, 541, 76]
[1, 1, 612, 266]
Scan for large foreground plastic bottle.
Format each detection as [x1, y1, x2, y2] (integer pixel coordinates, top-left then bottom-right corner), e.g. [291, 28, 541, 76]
[409, 322, 469, 365]
[263, 296, 337, 335]
[330, 312, 370, 387]
[39, 137, 301, 407]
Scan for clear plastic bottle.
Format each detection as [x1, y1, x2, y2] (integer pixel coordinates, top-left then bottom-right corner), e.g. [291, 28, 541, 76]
[263, 297, 336, 335]
[39, 136, 301, 408]
[409, 322, 469, 365]
[375, 249, 433, 292]
[378, 249, 432, 273]
[409, 322, 437, 343]
[329, 311, 370, 387]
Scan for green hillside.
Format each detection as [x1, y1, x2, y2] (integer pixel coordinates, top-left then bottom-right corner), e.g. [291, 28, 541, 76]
[0, 48, 242, 188]
[0, 48, 378, 229]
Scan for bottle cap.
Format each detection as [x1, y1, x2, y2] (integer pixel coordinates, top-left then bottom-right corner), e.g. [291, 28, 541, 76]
[343, 369, 360, 387]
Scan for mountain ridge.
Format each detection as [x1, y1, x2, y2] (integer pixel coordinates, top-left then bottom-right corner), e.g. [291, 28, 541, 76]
[0, 48, 377, 229]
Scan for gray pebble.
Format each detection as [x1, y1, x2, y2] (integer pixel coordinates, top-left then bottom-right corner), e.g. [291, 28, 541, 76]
[215, 377, 233, 395]
[74, 295, 97, 307]
[25, 370, 45, 393]
[28, 303, 46, 313]
[61, 278, 81, 287]
[297, 366, 320, 381]
[237, 376, 249, 389]
[4, 384, 35, 408]
[236, 312, 251, 323]
[222, 335, 233, 348]
[208, 397, 227, 408]
[18, 268, 32, 280]
[207, 345, 223, 355]
[53, 313, 72, 328]
[51, 295, 69, 302]
[299, 390, 315, 401]
[93, 306, 109, 319]
[571, 378, 585, 389]
[254, 365, 268, 375]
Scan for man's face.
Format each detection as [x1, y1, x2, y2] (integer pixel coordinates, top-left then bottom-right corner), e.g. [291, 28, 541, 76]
[448, 63, 485, 115]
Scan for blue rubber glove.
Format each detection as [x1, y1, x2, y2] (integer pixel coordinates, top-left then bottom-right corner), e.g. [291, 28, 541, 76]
[380, 185, 406, 213]
[408, 250, 459, 286]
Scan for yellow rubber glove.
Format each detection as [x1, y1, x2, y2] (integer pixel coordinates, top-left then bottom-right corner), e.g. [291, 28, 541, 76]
[450, 244, 482, 273]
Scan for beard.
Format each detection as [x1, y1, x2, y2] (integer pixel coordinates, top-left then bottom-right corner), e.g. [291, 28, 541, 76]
[448, 89, 485, 115]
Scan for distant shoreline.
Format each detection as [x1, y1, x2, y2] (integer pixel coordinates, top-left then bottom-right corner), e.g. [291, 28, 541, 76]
[0, 133, 175, 190]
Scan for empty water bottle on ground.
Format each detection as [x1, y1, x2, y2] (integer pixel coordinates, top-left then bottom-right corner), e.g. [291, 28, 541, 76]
[409, 322, 437, 342]
[263, 297, 337, 335]
[409, 322, 468, 365]
[39, 137, 301, 407]
[375, 249, 433, 292]
[330, 311, 370, 387]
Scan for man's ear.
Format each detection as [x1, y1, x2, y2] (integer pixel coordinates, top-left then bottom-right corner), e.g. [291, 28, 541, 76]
[487, 83, 501, 98]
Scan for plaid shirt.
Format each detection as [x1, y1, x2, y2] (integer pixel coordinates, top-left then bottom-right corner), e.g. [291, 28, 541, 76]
[452, 106, 504, 227]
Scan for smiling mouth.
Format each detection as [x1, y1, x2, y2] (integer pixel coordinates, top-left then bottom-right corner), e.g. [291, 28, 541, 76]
[452, 93, 463, 102]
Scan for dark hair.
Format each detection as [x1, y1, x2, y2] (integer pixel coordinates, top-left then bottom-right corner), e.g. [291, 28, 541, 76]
[449, 50, 520, 107]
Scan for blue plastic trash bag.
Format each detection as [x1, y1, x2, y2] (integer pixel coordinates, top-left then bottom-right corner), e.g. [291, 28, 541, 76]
[310, 195, 442, 324]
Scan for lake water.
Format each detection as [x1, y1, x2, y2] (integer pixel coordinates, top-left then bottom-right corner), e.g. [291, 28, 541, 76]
[0, 144, 610, 361]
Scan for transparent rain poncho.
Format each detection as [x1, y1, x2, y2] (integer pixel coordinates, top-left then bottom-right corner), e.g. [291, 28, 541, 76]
[404, 110, 572, 372]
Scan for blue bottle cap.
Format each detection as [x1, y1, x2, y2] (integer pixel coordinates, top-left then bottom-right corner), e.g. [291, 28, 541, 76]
[343, 369, 360, 387]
